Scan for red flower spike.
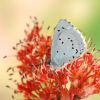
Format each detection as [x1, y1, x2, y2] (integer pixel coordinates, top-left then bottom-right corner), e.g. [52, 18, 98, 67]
[9, 19, 100, 100]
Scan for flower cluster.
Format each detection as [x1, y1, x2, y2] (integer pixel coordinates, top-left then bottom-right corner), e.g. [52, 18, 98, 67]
[9, 19, 100, 100]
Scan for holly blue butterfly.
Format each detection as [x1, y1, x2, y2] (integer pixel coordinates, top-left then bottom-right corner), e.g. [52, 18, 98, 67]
[50, 19, 86, 68]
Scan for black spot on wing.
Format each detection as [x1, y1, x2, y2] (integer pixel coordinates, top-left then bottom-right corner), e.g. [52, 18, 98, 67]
[59, 38, 61, 40]
[57, 30, 60, 32]
[57, 51, 59, 53]
[70, 40, 73, 42]
[80, 52, 82, 54]
[81, 49, 84, 51]
[62, 41, 64, 44]
[80, 48, 84, 54]
[63, 53, 66, 55]
[72, 44, 74, 46]
[81, 42, 83, 44]
[75, 49, 78, 54]
[68, 37, 70, 39]
[62, 27, 65, 29]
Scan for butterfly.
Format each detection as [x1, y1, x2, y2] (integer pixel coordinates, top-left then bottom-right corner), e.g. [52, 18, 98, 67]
[50, 19, 86, 69]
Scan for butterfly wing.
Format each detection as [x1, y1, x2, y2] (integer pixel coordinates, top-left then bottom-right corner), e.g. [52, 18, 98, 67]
[51, 19, 86, 68]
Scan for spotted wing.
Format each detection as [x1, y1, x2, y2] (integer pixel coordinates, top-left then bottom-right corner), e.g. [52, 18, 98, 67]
[51, 19, 86, 68]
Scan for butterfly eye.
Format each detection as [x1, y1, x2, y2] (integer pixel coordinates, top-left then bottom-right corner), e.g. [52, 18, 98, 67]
[72, 47, 74, 49]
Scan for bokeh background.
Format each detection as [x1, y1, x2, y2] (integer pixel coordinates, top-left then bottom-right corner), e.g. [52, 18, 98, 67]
[0, 0, 100, 100]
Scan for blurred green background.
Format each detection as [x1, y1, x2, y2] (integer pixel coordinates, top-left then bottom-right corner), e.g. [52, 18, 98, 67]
[0, 0, 100, 100]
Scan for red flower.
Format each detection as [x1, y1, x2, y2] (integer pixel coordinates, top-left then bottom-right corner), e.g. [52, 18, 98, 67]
[9, 19, 100, 100]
